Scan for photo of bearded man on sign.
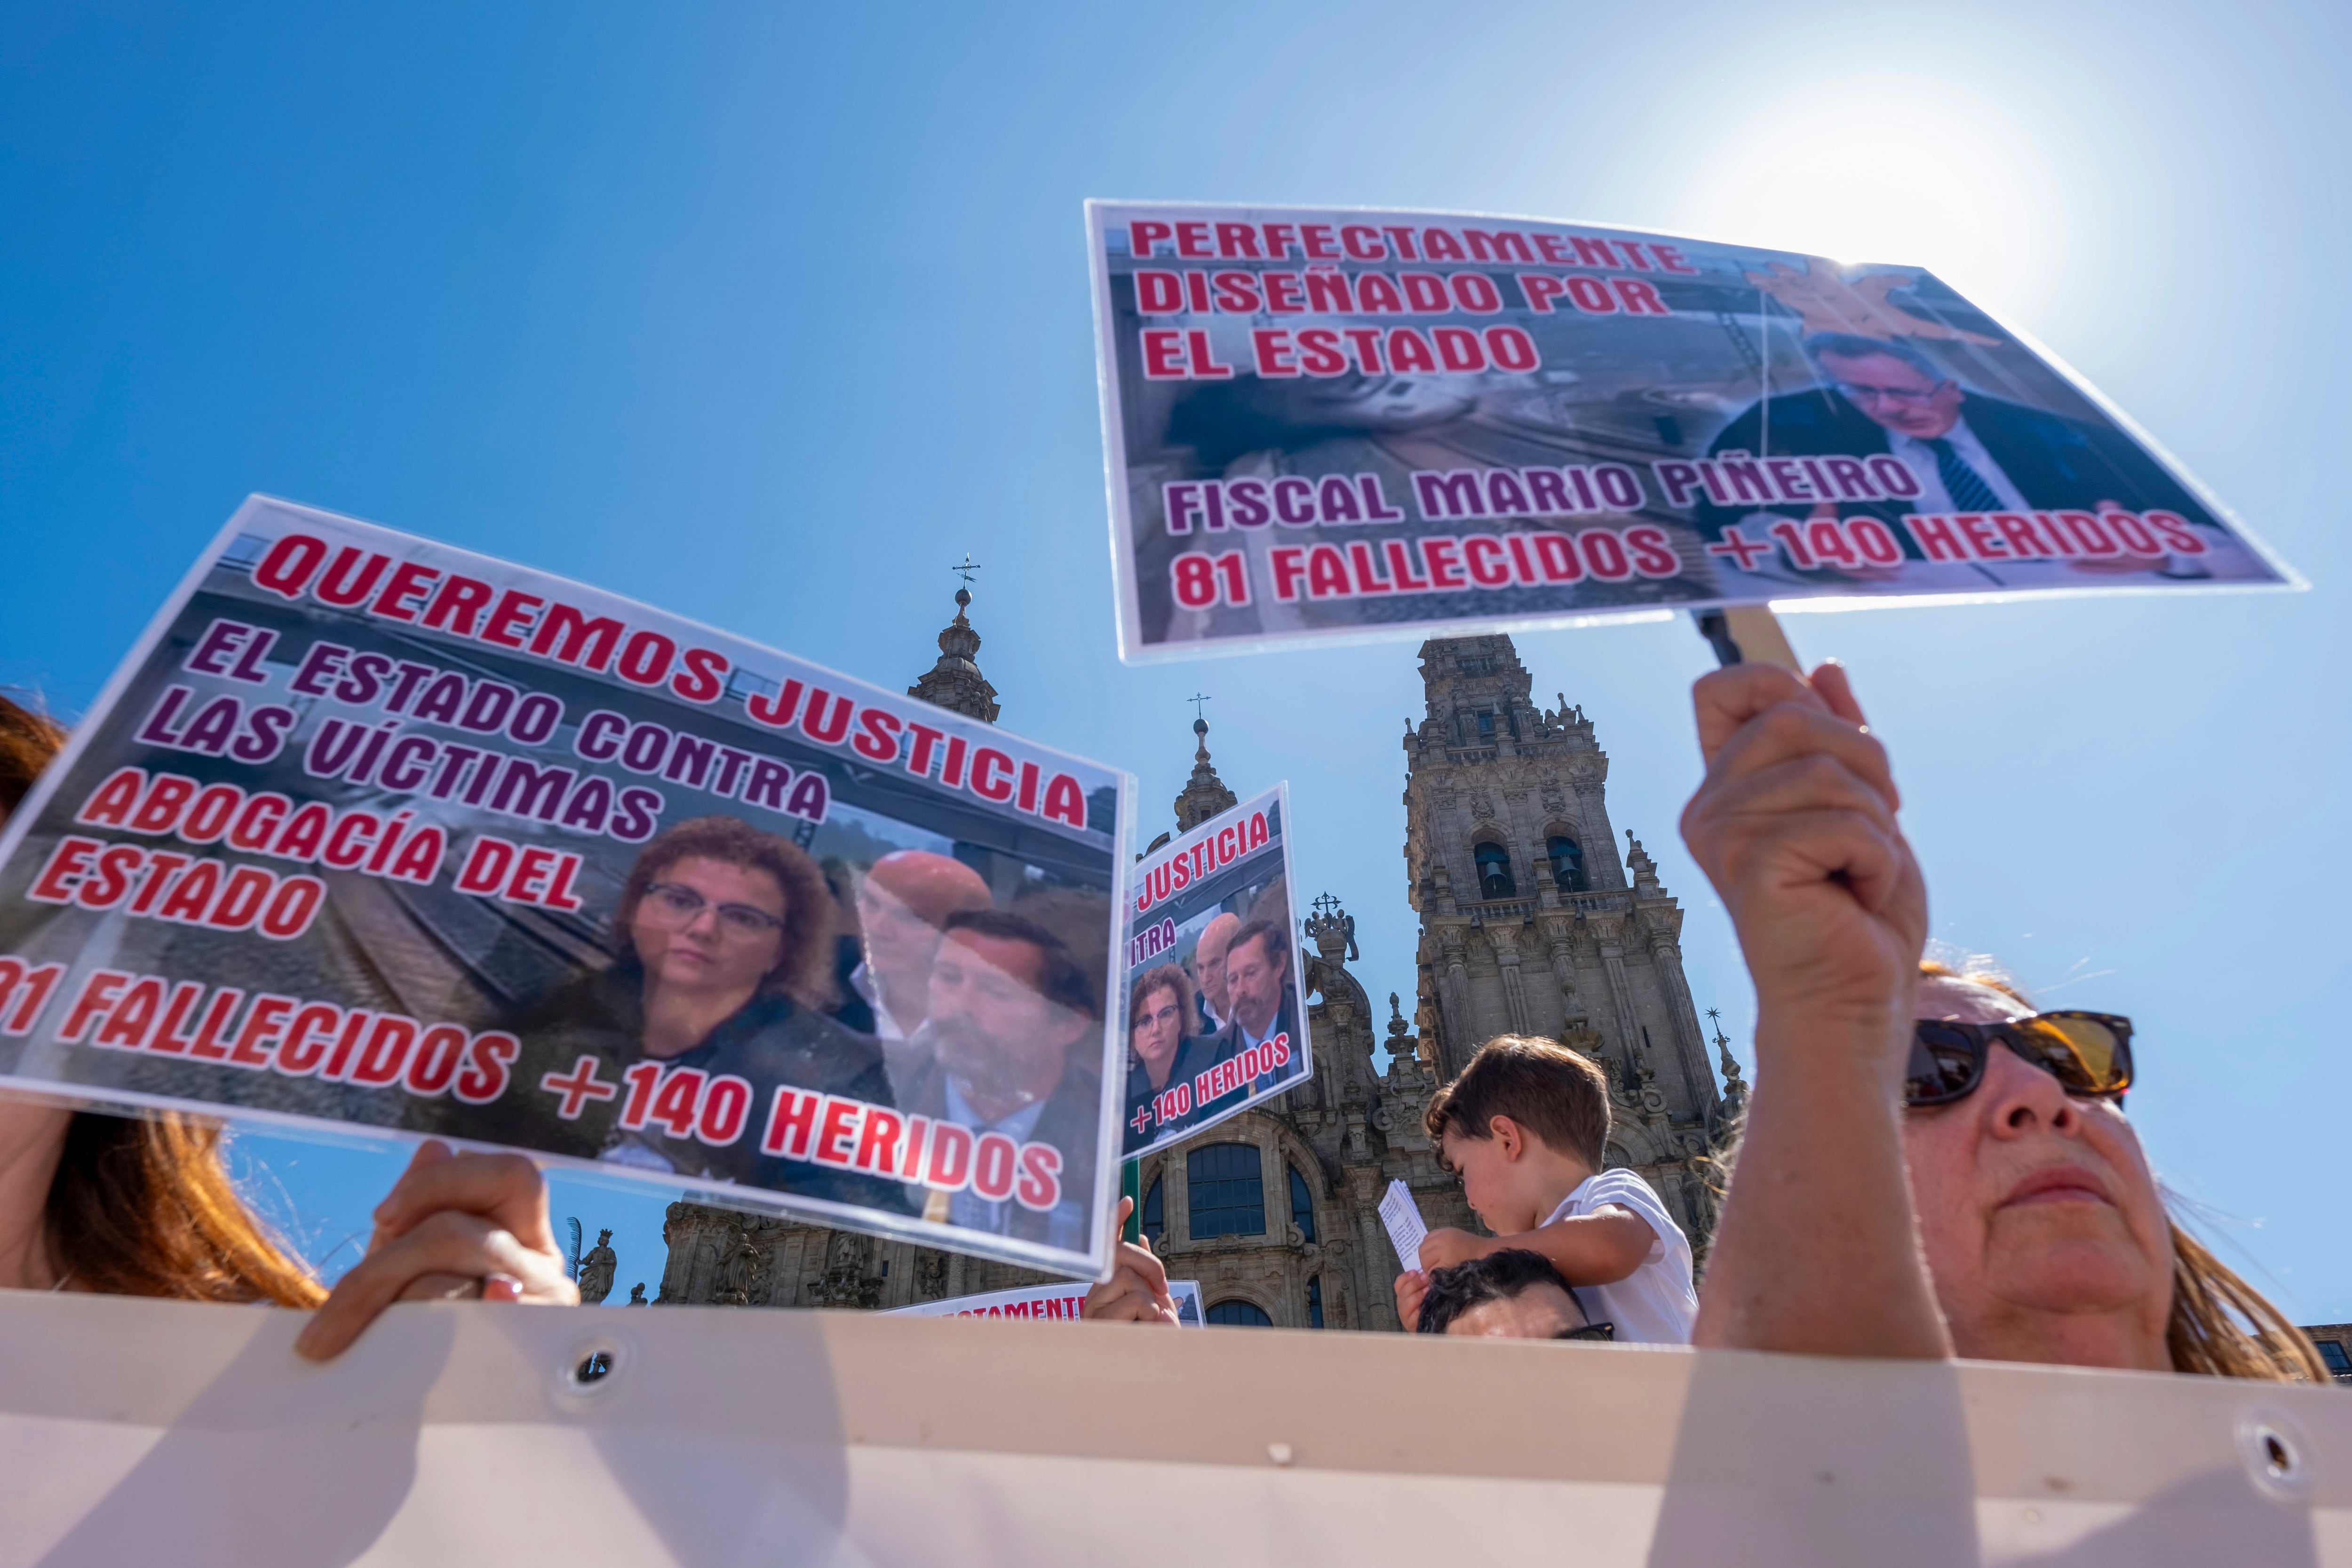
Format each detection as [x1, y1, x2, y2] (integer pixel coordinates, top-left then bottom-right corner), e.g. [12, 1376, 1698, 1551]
[1192, 917, 1302, 1103]
[897, 908, 1101, 1253]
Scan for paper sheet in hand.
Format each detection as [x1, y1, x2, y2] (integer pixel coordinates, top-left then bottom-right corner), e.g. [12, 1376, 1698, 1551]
[1379, 1179, 1428, 1271]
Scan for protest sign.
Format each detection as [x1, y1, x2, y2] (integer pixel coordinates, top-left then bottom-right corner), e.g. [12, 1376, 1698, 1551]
[1117, 785, 1307, 1159]
[9, 1290, 2349, 1566]
[1378, 1179, 1429, 1273]
[0, 497, 1131, 1279]
[1085, 201, 2299, 662]
[885, 1278, 1203, 1325]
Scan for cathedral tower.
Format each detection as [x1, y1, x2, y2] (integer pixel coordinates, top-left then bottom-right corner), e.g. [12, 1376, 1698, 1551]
[906, 582, 1000, 722]
[1403, 634, 1726, 1237]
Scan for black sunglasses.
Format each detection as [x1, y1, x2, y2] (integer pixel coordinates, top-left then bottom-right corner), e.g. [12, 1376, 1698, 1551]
[1556, 1321, 1615, 1342]
[1906, 1012, 2134, 1108]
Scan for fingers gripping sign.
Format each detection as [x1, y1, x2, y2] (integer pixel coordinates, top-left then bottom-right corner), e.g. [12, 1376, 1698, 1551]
[1393, 1268, 1429, 1333]
[1680, 660, 1927, 1084]
[294, 1139, 579, 1361]
[1081, 1196, 1180, 1327]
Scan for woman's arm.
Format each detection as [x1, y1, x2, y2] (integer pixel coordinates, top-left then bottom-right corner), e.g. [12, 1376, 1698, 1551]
[1679, 662, 1948, 1361]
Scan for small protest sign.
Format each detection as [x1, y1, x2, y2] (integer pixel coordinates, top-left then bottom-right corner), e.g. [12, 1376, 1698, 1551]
[1117, 785, 1307, 1159]
[884, 1278, 1204, 1325]
[1085, 201, 2298, 661]
[0, 498, 1131, 1279]
[1379, 1179, 1428, 1273]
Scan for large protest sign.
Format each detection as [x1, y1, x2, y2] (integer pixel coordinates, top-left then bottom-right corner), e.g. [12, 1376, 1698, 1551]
[1118, 785, 1307, 1159]
[885, 1278, 1204, 1324]
[1086, 201, 2298, 661]
[0, 497, 1130, 1279]
[8, 1290, 2349, 1565]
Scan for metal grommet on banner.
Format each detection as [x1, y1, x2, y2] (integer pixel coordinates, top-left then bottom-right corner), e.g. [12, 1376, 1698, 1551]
[551, 1329, 634, 1414]
[2235, 1408, 2312, 1503]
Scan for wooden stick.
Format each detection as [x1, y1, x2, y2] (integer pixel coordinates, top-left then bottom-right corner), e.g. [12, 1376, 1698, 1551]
[1693, 605, 1802, 673]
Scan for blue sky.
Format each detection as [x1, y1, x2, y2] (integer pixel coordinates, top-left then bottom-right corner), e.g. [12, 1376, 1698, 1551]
[6, 1, 2348, 1316]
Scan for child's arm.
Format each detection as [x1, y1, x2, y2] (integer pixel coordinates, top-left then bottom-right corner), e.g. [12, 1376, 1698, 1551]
[1420, 1207, 1655, 1286]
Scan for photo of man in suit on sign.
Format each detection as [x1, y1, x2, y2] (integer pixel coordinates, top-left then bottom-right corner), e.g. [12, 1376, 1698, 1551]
[1195, 918, 1303, 1100]
[1696, 332, 2231, 583]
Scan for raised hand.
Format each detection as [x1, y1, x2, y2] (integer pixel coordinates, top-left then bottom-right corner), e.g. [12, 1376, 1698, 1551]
[294, 1140, 577, 1361]
[1681, 660, 1926, 1077]
[1081, 1196, 1180, 1326]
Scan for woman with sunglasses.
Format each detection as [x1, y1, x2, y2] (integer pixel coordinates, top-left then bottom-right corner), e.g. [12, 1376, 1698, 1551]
[498, 814, 907, 1212]
[1680, 661, 2319, 1379]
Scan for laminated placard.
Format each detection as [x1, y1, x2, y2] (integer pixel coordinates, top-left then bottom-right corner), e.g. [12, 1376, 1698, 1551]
[884, 1278, 1203, 1325]
[0, 497, 1131, 1279]
[1085, 200, 2298, 661]
[1118, 785, 1306, 1158]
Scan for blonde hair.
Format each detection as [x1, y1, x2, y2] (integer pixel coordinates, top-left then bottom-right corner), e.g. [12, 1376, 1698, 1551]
[1921, 959, 2322, 1382]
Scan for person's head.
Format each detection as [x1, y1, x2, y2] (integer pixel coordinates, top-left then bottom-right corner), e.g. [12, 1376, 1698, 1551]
[1222, 919, 1289, 1037]
[1805, 332, 1964, 440]
[1905, 960, 2321, 1380]
[928, 909, 1097, 1113]
[1128, 963, 1195, 1079]
[615, 816, 835, 1011]
[597, 1228, 612, 1245]
[0, 696, 321, 1306]
[1192, 912, 1241, 1019]
[1417, 1248, 1596, 1339]
[0, 692, 66, 823]
[856, 850, 993, 986]
[1426, 1035, 1611, 1234]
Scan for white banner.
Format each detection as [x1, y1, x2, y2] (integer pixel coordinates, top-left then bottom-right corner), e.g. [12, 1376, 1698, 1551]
[3, 1291, 2346, 1565]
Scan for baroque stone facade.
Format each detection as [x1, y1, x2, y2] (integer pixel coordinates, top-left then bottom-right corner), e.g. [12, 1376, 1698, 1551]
[1403, 634, 1733, 1244]
[652, 610, 1737, 1316]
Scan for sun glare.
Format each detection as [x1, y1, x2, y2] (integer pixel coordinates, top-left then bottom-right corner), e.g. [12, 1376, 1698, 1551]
[1684, 76, 2071, 310]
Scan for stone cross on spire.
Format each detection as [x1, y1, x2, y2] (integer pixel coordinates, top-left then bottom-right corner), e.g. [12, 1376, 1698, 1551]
[1172, 703, 1238, 831]
[906, 561, 1001, 723]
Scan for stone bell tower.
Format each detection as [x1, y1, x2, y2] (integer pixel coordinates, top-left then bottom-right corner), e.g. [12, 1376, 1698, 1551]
[1402, 634, 1730, 1241]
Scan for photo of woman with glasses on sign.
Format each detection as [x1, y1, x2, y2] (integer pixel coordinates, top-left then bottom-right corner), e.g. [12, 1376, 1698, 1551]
[486, 815, 910, 1213]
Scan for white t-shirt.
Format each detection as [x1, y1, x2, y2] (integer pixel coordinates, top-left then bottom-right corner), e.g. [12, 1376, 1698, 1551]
[1543, 1169, 1697, 1346]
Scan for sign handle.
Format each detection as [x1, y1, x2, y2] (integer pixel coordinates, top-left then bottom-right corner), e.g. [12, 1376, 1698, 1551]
[1693, 605, 1802, 673]
[1120, 1160, 1143, 1244]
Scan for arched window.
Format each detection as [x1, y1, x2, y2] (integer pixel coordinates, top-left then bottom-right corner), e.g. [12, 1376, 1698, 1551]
[1474, 842, 1516, 899]
[1306, 1274, 1325, 1329]
[1548, 835, 1587, 893]
[1207, 1299, 1274, 1327]
[1140, 1175, 1165, 1251]
[1187, 1144, 1266, 1238]
[1287, 1165, 1317, 1243]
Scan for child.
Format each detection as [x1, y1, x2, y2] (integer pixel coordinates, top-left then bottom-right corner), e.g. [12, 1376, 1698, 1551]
[1394, 1034, 1697, 1344]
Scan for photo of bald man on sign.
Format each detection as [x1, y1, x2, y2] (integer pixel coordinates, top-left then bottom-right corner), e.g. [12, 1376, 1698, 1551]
[1120, 786, 1308, 1159]
[838, 849, 994, 1104]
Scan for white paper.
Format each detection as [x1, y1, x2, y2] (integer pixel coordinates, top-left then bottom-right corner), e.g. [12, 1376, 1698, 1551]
[1379, 1179, 1428, 1272]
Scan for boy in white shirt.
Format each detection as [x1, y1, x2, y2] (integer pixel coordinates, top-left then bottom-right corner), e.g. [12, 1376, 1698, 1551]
[1394, 1035, 1697, 1345]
